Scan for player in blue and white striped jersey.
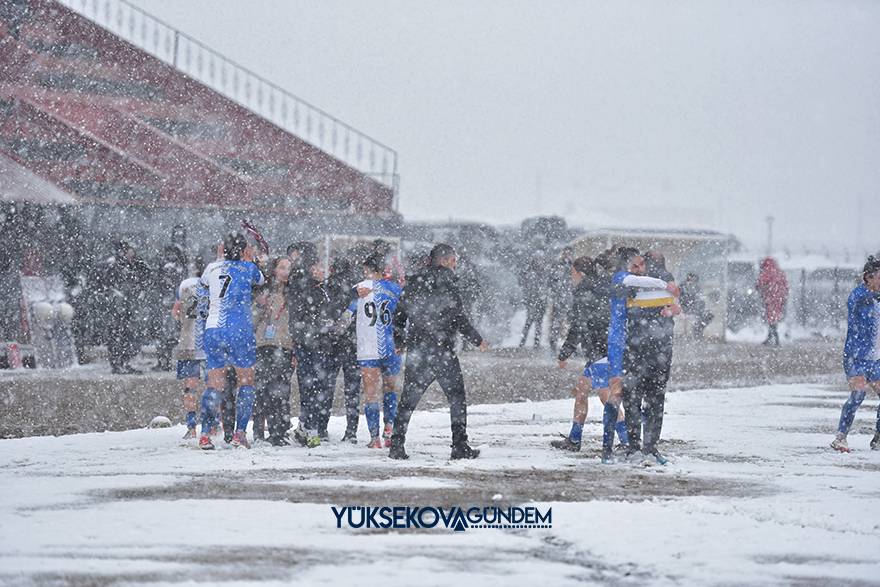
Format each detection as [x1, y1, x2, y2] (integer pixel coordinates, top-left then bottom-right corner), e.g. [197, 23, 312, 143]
[172, 262, 208, 440]
[345, 253, 403, 448]
[197, 232, 265, 450]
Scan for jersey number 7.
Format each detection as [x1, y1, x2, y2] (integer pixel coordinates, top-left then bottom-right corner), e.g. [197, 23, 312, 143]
[218, 275, 232, 298]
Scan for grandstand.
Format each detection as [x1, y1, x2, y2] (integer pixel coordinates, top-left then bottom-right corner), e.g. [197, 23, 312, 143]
[0, 0, 400, 243]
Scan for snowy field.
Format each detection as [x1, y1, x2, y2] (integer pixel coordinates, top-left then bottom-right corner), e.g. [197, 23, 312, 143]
[1, 382, 879, 586]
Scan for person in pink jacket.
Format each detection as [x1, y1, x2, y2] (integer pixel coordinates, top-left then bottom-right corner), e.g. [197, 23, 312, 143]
[756, 257, 789, 346]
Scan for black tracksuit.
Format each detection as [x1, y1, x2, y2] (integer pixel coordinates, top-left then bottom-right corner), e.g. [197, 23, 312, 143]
[288, 275, 334, 434]
[622, 267, 675, 453]
[324, 272, 362, 436]
[391, 266, 484, 449]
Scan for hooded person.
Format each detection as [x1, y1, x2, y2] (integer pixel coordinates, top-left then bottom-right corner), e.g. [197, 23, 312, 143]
[756, 257, 789, 346]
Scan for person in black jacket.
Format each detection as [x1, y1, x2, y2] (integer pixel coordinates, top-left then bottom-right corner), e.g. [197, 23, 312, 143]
[103, 241, 150, 374]
[287, 246, 334, 448]
[389, 243, 489, 460]
[551, 255, 628, 452]
[324, 256, 363, 443]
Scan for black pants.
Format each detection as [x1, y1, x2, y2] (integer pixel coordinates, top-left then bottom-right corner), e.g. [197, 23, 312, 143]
[622, 341, 672, 453]
[391, 346, 469, 448]
[519, 300, 547, 348]
[107, 308, 139, 369]
[324, 342, 361, 434]
[295, 346, 333, 433]
[254, 346, 294, 440]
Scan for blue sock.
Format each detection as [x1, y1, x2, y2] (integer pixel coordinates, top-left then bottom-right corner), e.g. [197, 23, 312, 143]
[616, 421, 630, 445]
[235, 386, 255, 433]
[200, 388, 219, 433]
[569, 421, 583, 443]
[838, 390, 866, 435]
[186, 411, 196, 429]
[602, 402, 617, 451]
[383, 392, 398, 429]
[365, 402, 381, 438]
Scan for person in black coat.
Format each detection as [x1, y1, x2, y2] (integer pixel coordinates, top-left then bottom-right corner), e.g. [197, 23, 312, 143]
[103, 241, 149, 374]
[551, 256, 621, 452]
[287, 247, 334, 447]
[389, 243, 489, 460]
[323, 256, 362, 442]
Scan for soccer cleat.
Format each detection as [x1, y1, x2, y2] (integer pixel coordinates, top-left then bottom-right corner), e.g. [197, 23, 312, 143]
[367, 436, 384, 449]
[645, 448, 668, 466]
[831, 435, 851, 453]
[182, 427, 197, 440]
[383, 424, 394, 448]
[306, 435, 321, 449]
[550, 436, 581, 452]
[389, 442, 409, 460]
[600, 448, 615, 464]
[341, 430, 358, 444]
[450, 443, 480, 460]
[318, 428, 330, 442]
[871, 433, 880, 451]
[199, 435, 215, 450]
[230, 431, 251, 449]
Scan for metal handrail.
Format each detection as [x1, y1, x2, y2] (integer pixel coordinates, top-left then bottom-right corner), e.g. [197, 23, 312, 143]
[54, 0, 399, 191]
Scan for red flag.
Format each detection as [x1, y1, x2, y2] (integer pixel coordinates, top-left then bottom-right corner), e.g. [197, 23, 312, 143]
[240, 219, 270, 255]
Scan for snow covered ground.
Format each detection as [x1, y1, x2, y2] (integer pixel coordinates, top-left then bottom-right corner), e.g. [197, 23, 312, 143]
[1, 382, 879, 586]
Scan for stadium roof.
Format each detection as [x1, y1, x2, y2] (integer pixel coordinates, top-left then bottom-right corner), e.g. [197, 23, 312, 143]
[0, 154, 77, 206]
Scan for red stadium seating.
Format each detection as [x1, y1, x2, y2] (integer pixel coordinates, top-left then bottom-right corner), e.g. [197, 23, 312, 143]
[0, 0, 396, 217]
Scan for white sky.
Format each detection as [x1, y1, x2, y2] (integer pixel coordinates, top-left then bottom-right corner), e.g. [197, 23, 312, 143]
[131, 0, 880, 254]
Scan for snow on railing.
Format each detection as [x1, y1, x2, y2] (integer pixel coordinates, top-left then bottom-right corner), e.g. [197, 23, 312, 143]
[55, 0, 399, 193]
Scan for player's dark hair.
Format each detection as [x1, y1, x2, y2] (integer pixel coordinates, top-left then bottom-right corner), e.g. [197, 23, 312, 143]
[224, 231, 248, 261]
[193, 254, 206, 278]
[864, 255, 880, 282]
[615, 246, 641, 271]
[594, 250, 614, 273]
[571, 256, 595, 276]
[429, 243, 456, 266]
[363, 253, 385, 274]
[300, 247, 319, 272]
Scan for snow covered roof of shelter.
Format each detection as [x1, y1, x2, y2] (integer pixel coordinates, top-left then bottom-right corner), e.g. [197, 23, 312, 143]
[0, 154, 77, 206]
[575, 226, 732, 242]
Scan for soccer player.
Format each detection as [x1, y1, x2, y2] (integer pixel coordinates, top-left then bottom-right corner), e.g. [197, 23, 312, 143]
[198, 232, 265, 450]
[345, 253, 403, 448]
[553, 255, 628, 454]
[831, 256, 880, 452]
[171, 257, 208, 440]
[607, 247, 680, 464]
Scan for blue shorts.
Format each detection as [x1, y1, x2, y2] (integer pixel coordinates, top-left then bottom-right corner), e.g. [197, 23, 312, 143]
[358, 354, 401, 376]
[203, 327, 257, 370]
[848, 359, 880, 382]
[582, 359, 610, 389]
[176, 359, 205, 381]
